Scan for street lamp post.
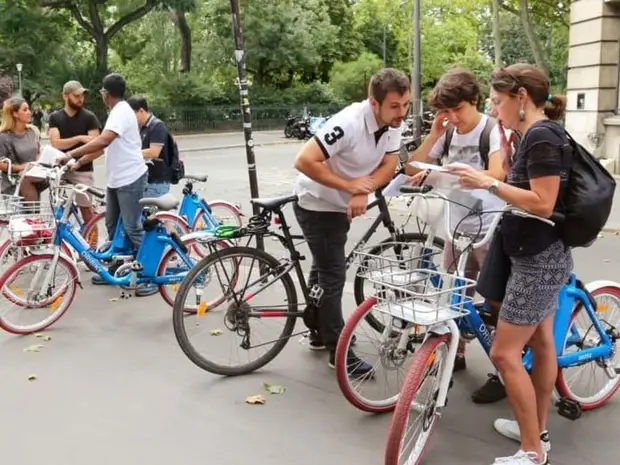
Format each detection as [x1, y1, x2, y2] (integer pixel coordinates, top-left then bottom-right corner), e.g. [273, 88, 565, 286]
[228, 0, 265, 254]
[16, 63, 23, 97]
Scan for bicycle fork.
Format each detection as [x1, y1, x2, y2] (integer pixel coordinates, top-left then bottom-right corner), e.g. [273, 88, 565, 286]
[426, 319, 461, 414]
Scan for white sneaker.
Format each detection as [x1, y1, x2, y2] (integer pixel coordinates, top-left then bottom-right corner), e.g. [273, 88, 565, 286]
[493, 419, 551, 453]
[492, 450, 549, 465]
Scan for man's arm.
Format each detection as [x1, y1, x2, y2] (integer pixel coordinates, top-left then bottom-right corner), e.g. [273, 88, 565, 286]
[48, 127, 89, 150]
[295, 138, 358, 193]
[67, 130, 117, 165]
[143, 122, 166, 160]
[370, 153, 399, 188]
[84, 128, 104, 159]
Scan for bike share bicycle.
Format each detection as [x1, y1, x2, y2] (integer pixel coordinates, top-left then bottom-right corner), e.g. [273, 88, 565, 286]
[0, 163, 223, 334]
[368, 185, 620, 465]
[170, 185, 444, 376]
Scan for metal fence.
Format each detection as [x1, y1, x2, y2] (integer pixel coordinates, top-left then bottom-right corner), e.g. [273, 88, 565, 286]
[144, 104, 343, 134]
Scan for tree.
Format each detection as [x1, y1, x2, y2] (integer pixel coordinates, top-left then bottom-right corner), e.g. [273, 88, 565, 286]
[329, 52, 383, 102]
[492, 0, 502, 67]
[38, 0, 191, 76]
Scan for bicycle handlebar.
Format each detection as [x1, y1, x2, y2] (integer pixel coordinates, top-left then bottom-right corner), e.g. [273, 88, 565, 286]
[399, 184, 560, 248]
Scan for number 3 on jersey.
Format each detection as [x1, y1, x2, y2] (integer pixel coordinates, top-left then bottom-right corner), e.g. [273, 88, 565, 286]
[324, 126, 344, 146]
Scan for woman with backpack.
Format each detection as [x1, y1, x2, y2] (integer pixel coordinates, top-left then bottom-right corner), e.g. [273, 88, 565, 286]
[448, 63, 572, 465]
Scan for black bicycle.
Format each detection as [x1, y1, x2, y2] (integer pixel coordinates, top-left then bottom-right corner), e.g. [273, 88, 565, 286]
[172, 188, 444, 376]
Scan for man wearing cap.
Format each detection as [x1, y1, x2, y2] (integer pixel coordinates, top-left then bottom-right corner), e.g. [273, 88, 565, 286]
[48, 80, 102, 229]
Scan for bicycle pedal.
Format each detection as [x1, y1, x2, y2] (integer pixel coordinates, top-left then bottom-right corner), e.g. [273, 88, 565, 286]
[556, 397, 582, 420]
[309, 284, 324, 303]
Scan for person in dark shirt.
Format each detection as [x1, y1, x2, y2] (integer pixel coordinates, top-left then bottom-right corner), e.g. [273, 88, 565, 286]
[31, 106, 43, 131]
[448, 63, 572, 465]
[127, 96, 171, 198]
[48, 80, 102, 227]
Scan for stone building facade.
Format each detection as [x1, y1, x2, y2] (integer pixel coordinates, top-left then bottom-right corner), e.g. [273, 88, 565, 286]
[565, 0, 620, 173]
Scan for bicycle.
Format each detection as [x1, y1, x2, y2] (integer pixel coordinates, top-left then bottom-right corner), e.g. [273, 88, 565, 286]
[380, 185, 620, 465]
[81, 174, 243, 252]
[171, 187, 445, 376]
[0, 158, 105, 271]
[0, 177, 221, 334]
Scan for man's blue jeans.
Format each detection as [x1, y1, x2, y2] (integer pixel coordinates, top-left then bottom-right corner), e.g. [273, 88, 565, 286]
[144, 182, 170, 198]
[105, 173, 148, 249]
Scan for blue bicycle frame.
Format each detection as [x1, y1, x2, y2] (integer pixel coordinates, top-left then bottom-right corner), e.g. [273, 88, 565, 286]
[452, 273, 615, 371]
[54, 217, 194, 287]
[178, 189, 221, 231]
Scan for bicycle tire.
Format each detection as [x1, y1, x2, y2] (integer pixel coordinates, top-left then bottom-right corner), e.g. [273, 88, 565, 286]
[0, 252, 79, 334]
[555, 285, 620, 410]
[354, 233, 445, 333]
[158, 237, 232, 313]
[172, 246, 298, 376]
[385, 334, 450, 465]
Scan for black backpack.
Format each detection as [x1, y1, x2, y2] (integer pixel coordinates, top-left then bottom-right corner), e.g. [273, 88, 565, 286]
[545, 124, 616, 247]
[165, 132, 185, 185]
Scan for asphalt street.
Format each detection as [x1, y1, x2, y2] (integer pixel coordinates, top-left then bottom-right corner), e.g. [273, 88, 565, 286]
[1, 133, 618, 465]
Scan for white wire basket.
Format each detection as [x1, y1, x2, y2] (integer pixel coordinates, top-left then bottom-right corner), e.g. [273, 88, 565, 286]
[0, 194, 20, 222]
[7, 201, 56, 246]
[355, 244, 476, 326]
[355, 241, 444, 288]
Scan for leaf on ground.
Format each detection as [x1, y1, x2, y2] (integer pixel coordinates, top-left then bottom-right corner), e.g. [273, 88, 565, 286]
[263, 383, 286, 395]
[34, 333, 51, 341]
[598, 233, 605, 238]
[109, 297, 119, 302]
[604, 259, 611, 263]
[27, 374, 38, 381]
[245, 394, 266, 405]
[209, 328, 223, 336]
[615, 231, 620, 236]
[24, 344, 44, 353]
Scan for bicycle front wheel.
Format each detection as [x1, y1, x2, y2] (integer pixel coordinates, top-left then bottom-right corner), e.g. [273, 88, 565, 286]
[172, 246, 298, 376]
[0, 252, 79, 334]
[385, 335, 450, 465]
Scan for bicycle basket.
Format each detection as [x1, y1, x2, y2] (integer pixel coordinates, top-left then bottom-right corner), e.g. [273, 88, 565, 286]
[354, 241, 443, 288]
[8, 201, 56, 247]
[0, 194, 20, 223]
[369, 268, 476, 326]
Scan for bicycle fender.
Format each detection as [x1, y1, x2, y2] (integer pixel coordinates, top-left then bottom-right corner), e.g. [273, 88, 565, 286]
[428, 324, 451, 336]
[585, 280, 620, 292]
[208, 200, 243, 215]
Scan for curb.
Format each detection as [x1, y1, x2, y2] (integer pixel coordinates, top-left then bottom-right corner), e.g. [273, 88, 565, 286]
[179, 139, 301, 153]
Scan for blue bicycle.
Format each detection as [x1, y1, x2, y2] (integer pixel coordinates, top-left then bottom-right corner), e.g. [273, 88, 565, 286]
[373, 186, 620, 465]
[0, 181, 218, 335]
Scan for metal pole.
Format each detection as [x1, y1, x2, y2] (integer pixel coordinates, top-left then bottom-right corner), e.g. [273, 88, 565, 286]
[412, 0, 422, 141]
[229, 0, 265, 248]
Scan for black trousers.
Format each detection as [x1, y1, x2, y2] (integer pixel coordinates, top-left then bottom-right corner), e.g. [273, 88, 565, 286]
[294, 203, 350, 352]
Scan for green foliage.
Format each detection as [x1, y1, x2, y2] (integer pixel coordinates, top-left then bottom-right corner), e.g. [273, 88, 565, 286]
[329, 52, 384, 102]
[0, 0, 570, 118]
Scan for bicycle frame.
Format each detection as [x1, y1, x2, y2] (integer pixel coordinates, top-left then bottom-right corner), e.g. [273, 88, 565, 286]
[54, 219, 193, 286]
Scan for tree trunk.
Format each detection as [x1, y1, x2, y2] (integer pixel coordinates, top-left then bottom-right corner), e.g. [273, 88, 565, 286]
[94, 34, 109, 76]
[519, 0, 549, 74]
[173, 10, 192, 73]
[492, 0, 502, 68]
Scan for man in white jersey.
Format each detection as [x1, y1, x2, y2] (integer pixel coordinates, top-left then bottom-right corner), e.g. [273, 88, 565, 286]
[59, 73, 148, 285]
[406, 68, 510, 400]
[293, 68, 410, 376]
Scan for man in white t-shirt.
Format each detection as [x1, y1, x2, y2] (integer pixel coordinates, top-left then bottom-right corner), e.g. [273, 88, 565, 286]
[405, 68, 510, 392]
[293, 68, 410, 376]
[60, 74, 148, 280]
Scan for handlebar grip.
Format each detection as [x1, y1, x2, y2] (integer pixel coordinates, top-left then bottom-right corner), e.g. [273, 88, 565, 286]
[87, 186, 106, 199]
[399, 184, 433, 194]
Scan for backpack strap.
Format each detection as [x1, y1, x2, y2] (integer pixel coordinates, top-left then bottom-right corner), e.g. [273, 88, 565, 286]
[441, 127, 455, 164]
[478, 116, 497, 169]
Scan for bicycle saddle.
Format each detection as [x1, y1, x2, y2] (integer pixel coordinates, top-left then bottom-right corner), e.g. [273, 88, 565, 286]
[251, 194, 298, 211]
[139, 193, 180, 211]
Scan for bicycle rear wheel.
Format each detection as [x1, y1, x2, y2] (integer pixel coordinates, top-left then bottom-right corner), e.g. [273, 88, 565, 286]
[172, 246, 298, 376]
[385, 335, 450, 465]
[555, 285, 620, 410]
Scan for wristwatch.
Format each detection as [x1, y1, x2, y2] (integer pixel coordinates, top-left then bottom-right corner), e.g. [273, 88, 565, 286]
[488, 179, 500, 195]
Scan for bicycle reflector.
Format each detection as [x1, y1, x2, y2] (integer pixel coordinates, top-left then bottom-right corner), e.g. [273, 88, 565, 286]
[273, 216, 281, 225]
